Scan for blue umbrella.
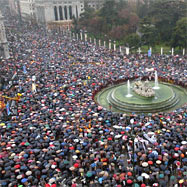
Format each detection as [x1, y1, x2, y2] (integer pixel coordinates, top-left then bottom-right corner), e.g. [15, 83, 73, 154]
[20, 166, 27, 170]
[91, 163, 96, 168]
[165, 170, 170, 175]
[137, 176, 143, 181]
[21, 178, 28, 183]
[41, 175, 47, 179]
[99, 177, 103, 184]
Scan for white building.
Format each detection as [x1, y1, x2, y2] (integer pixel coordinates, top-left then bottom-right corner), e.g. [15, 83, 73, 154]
[19, 0, 36, 21]
[0, 11, 10, 59]
[8, 0, 19, 16]
[35, 0, 84, 24]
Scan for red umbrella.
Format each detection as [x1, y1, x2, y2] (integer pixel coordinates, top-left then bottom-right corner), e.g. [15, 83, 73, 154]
[113, 174, 117, 178]
[74, 163, 79, 168]
[127, 172, 132, 176]
[174, 147, 180, 151]
[14, 165, 20, 169]
[69, 147, 74, 150]
[148, 160, 153, 165]
[108, 137, 112, 141]
[127, 179, 133, 184]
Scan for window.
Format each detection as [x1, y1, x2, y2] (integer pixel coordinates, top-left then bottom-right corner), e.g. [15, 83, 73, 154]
[64, 6, 67, 20]
[69, 6, 72, 19]
[59, 6, 63, 20]
[54, 6, 58, 21]
[76, 5, 78, 18]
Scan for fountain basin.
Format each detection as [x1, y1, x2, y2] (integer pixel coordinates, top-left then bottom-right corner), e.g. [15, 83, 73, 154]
[96, 81, 187, 114]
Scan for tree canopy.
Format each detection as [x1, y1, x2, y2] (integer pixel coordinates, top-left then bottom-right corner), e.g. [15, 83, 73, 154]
[75, 0, 187, 48]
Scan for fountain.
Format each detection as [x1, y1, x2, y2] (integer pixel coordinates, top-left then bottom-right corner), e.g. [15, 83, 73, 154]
[96, 77, 187, 113]
[126, 80, 132, 97]
[153, 71, 160, 90]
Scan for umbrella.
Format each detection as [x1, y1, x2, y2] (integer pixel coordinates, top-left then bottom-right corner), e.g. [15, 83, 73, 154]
[153, 183, 159, 186]
[142, 162, 148, 167]
[141, 173, 150, 179]
[21, 178, 28, 183]
[72, 155, 78, 160]
[115, 135, 122, 139]
[26, 171, 32, 176]
[69, 166, 75, 171]
[134, 183, 140, 187]
[137, 176, 143, 181]
[79, 168, 84, 173]
[159, 174, 164, 179]
[86, 171, 93, 177]
[127, 179, 133, 184]
[113, 125, 122, 129]
[164, 170, 170, 175]
[148, 160, 153, 165]
[73, 163, 79, 168]
[170, 176, 175, 181]
[17, 175, 23, 179]
[156, 160, 161, 164]
[179, 179, 184, 184]
[181, 141, 186, 145]
[127, 172, 132, 176]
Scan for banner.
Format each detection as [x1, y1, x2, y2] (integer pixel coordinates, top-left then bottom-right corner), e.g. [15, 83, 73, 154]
[6, 102, 11, 115]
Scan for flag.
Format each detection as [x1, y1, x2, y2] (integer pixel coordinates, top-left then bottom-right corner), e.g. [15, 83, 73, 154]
[23, 65, 27, 74]
[148, 49, 151, 57]
[6, 102, 11, 115]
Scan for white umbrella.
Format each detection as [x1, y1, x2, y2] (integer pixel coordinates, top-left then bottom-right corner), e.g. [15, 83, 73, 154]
[115, 135, 122, 139]
[142, 162, 148, 167]
[72, 155, 78, 160]
[141, 173, 150, 179]
[74, 139, 79, 143]
[181, 141, 187, 145]
[113, 125, 121, 129]
[156, 160, 162, 164]
[26, 171, 32, 176]
[49, 178, 56, 184]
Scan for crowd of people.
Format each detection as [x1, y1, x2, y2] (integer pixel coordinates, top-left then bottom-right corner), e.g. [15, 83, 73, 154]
[0, 13, 187, 187]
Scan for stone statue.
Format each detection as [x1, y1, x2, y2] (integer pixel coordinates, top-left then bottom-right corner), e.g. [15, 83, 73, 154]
[133, 80, 155, 97]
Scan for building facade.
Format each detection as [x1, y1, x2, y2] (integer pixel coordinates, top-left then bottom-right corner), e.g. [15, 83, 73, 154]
[0, 11, 10, 59]
[19, 0, 36, 21]
[8, 0, 19, 16]
[35, 0, 84, 24]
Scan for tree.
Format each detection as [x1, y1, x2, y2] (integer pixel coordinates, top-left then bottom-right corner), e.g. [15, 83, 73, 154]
[139, 17, 158, 48]
[124, 33, 141, 49]
[149, 0, 186, 42]
[79, 5, 95, 30]
[171, 17, 187, 49]
[136, 0, 152, 19]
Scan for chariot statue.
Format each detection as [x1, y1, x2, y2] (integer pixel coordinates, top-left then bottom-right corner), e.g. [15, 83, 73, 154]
[133, 80, 155, 97]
